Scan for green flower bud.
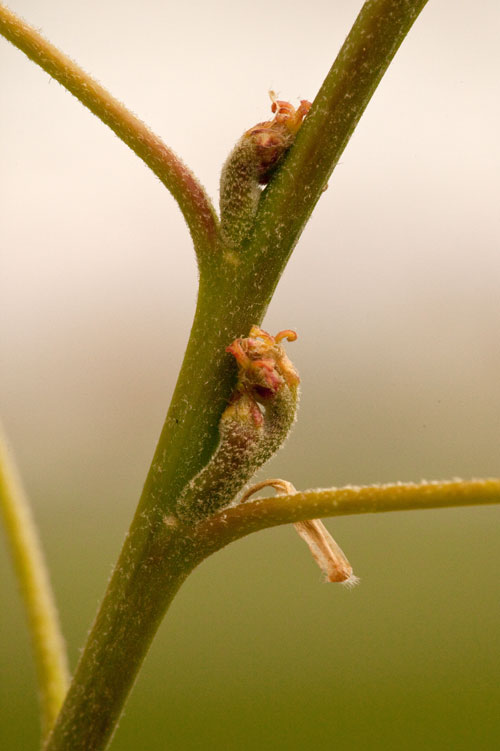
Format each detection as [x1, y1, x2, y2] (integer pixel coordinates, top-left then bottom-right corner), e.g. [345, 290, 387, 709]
[176, 327, 300, 522]
[220, 93, 311, 248]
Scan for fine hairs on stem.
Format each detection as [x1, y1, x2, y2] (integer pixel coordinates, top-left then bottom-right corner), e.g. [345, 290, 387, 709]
[2, 3, 498, 751]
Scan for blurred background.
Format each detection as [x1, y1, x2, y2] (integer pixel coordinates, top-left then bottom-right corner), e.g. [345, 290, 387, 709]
[1, 1, 499, 748]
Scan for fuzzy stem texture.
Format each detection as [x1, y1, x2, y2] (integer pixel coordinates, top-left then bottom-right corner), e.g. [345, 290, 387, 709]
[219, 96, 311, 247]
[176, 327, 300, 522]
[195, 479, 500, 549]
[8, 1, 435, 749]
[42, 478, 500, 751]
[42, 512, 196, 751]
[0, 427, 69, 737]
[246, 0, 430, 291]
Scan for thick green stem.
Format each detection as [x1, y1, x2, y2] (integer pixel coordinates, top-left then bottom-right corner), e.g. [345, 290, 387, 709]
[0, 426, 69, 738]
[247, 0, 430, 287]
[137, 0, 431, 522]
[0, 3, 218, 255]
[42, 477, 499, 750]
[42, 510, 198, 751]
[20, 1, 433, 749]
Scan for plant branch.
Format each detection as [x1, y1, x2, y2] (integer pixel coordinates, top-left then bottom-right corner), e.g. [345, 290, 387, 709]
[246, 0, 430, 294]
[0, 2, 218, 255]
[42, 477, 500, 750]
[0, 425, 69, 738]
[42, 511, 195, 751]
[194, 479, 500, 552]
[134, 0, 432, 525]
[36, 1, 440, 749]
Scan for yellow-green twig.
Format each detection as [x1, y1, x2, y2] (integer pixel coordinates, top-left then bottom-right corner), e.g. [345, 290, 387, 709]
[0, 2, 218, 254]
[0, 426, 69, 737]
[197, 479, 500, 545]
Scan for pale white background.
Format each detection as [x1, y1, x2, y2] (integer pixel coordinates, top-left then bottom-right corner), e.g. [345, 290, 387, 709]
[1, 0, 500, 492]
[1, 2, 500, 749]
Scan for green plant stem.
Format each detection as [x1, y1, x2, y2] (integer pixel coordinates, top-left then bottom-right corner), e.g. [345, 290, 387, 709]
[5, 1, 435, 748]
[135, 0, 431, 522]
[0, 426, 69, 738]
[0, 2, 218, 255]
[41, 3, 434, 749]
[42, 510, 196, 751]
[195, 479, 500, 550]
[248, 0, 430, 288]
[43, 477, 499, 751]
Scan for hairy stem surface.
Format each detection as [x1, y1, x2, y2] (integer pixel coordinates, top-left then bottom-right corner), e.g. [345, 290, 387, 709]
[43, 478, 499, 750]
[195, 479, 500, 550]
[42, 512, 197, 751]
[247, 0, 430, 291]
[4, 1, 436, 749]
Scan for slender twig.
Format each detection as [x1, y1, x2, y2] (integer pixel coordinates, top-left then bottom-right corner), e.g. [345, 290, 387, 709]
[0, 426, 69, 738]
[0, 3, 218, 255]
[196, 479, 500, 549]
[247, 0, 430, 292]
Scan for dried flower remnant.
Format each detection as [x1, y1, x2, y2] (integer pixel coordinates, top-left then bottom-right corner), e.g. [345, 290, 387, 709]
[245, 92, 312, 185]
[227, 327, 299, 408]
[241, 479, 358, 586]
[220, 93, 311, 247]
[176, 327, 300, 522]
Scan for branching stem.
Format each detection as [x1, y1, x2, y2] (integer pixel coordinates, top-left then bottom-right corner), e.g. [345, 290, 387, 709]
[5, 3, 484, 751]
[42, 478, 500, 751]
[42, 0, 434, 746]
[0, 2, 218, 255]
[196, 479, 500, 550]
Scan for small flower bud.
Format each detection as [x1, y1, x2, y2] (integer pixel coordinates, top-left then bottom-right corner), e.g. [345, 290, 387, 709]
[220, 93, 311, 247]
[176, 327, 300, 522]
[176, 389, 264, 522]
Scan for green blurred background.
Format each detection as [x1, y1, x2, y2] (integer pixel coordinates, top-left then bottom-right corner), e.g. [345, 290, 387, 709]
[1, 1, 499, 749]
